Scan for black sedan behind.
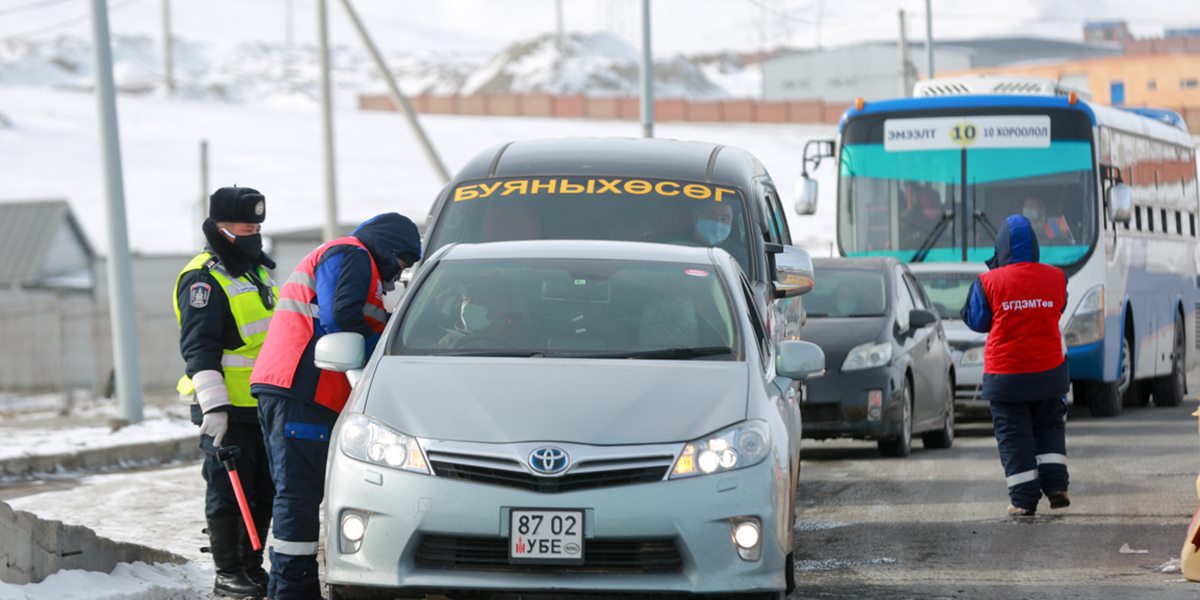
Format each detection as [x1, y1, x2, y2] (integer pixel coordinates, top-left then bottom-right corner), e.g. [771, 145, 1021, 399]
[801, 257, 955, 457]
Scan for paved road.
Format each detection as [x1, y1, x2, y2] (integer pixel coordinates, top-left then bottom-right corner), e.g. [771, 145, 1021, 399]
[792, 396, 1200, 599]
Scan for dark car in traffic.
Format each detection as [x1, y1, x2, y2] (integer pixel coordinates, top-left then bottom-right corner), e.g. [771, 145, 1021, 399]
[800, 257, 956, 457]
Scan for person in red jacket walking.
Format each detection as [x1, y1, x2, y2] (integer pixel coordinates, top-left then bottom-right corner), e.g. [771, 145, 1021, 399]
[961, 214, 1071, 517]
[250, 213, 420, 599]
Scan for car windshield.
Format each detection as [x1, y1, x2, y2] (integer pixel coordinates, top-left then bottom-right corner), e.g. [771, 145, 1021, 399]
[426, 176, 753, 277]
[913, 271, 977, 320]
[802, 268, 887, 318]
[394, 257, 739, 360]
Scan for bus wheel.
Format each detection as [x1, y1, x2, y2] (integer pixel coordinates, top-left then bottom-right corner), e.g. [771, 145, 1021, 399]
[1090, 335, 1132, 417]
[1153, 314, 1185, 407]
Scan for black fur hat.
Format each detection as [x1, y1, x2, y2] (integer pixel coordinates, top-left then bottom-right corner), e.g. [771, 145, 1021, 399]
[209, 186, 266, 224]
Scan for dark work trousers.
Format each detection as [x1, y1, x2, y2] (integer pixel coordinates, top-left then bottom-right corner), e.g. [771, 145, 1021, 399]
[258, 392, 338, 600]
[197, 418, 274, 523]
[990, 396, 1069, 509]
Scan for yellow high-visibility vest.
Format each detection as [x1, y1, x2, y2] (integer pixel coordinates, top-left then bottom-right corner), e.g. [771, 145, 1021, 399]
[173, 252, 278, 408]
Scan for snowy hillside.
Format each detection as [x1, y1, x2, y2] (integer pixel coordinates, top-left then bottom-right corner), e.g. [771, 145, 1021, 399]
[0, 31, 760, 104]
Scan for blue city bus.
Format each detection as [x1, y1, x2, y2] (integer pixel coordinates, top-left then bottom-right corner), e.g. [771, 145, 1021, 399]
[798, 77, 1199, 417]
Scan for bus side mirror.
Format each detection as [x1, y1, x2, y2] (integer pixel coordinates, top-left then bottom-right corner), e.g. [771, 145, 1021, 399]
[794, 176, 818, 215]
[1107, 183, 1132, 224]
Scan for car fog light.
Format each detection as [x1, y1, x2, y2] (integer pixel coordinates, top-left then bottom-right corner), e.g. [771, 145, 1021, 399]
[733, 521, 760, 549]
[868, 390, 883, 421]
[342, 514, 365, 542]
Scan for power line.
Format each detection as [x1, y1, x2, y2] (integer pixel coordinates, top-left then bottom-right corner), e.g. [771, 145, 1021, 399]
[0, 0, 75, 18]
[0, 0, 143, 42]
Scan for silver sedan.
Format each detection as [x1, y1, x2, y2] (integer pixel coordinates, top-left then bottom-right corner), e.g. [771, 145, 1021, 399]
[316, 240, 823, 599]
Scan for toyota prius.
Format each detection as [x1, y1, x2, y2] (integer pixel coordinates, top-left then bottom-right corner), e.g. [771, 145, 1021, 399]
[316, 240, 823, 599]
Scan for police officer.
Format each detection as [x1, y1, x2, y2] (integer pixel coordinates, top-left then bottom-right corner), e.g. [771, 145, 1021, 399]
[250, 213, 420, 600]
[961, 214, 1071, 517]
[175, 186, 279, 597]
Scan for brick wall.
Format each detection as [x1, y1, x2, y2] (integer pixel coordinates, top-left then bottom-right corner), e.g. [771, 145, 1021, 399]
[359, 93, 845, 125]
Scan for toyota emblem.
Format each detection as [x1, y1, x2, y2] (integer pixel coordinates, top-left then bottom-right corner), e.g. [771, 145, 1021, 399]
[528, 446, 570, 476]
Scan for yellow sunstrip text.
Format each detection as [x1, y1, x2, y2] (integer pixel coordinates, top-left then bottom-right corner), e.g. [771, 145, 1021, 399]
[453, 178, 737, 203]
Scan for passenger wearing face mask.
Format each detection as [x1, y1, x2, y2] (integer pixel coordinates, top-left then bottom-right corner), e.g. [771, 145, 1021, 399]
[173, 186, 278, 598]
[437, 284, 520, 348]
[1022, 196, 1074, 245]
[249, 212, 420, 600]
[689, 201, 735, 246]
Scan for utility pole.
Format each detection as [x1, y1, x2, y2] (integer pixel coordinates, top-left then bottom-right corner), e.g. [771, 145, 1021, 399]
[339, 0, 450, 183]
[639, 0, 654, 138]
[925, 0, 934, 80]
[161, 0, 173, 94]
[897, 9, 910, 96]
[90, 0, 144, 425]
[198, 140, 209, 249]
[317, 0, 339, 242]
[555, 0, 564, 48]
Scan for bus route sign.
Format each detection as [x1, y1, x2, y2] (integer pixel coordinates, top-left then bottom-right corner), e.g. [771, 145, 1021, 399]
[883, 116, 1051, 152]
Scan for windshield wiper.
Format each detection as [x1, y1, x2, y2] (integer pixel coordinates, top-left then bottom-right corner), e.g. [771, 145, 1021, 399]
[911, 210, 955, 263]
[436, 350, 546, 357]
[573, 345, 735, 360]
[973, 210, 998, 241]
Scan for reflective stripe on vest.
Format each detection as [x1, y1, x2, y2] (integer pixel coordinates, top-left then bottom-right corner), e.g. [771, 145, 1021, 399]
[250, 236, 388, 414]
[174, 252, 279, 408]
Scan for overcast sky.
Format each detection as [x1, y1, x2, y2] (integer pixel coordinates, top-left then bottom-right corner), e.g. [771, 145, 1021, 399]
[3, 0, 1200, 57]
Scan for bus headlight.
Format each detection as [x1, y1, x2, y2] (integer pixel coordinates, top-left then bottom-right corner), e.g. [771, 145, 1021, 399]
[1063, 285, 1104, 347]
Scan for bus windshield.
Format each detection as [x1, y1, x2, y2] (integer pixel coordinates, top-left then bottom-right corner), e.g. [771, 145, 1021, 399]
[837, 108, 1096, 267]
[426, 176, 753, 277]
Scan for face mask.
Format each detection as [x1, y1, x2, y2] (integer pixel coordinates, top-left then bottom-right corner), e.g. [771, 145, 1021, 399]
[460, 302, 492, 332]
[695, 219, 732, 245]
[221, 228, 263, 260]
[1023, 208, 1041, 221]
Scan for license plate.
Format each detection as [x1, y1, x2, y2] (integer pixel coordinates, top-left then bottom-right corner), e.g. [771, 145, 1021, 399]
[509, 509, 585, 564]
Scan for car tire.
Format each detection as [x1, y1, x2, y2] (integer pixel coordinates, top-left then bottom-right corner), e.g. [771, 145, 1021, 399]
[1089, 334, 1131, 417]
[922, 378, 955, 449]
[1153, 314, 1185, 407]
[878, 380, 913, 458]
[785, 550, 796, 594]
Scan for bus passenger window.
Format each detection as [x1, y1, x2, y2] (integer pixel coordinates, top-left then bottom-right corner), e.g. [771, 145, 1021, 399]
[1162, 209, 1168, 233]
[1177, 211, 1183, 235]
[1135, 206, 1143, 231]
[1148, 207, 1154, 232]
[1191, 214, 1197, 237]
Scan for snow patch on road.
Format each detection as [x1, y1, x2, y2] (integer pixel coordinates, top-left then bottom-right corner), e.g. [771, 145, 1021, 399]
[795, 557, 899, 572]
[0, 413, 196, 462]
[0, 561, 209, 600]
[795, 520, 851, 531]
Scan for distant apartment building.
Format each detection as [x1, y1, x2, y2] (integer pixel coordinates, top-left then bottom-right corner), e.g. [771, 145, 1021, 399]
[1084, 21, 1133, 44]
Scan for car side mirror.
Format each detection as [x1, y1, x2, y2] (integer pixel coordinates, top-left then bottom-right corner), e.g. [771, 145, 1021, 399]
[315, 332, 365, 373]
[776, 340, 825, 380]
[909, 308, 938, 329]
[1107, 183, 1132, 224]
[772, 245, 815, 298]
[794, 175, 818, 216]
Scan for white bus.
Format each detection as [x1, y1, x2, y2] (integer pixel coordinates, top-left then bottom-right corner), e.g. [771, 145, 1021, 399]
[797, 76, 1199, 417]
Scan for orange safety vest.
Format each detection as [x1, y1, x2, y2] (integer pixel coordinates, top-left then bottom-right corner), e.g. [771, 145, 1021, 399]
[250, 236, 388, 413]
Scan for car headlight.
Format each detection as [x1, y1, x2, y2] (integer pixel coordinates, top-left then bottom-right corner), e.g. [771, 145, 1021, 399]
[1063, 284, 1104, 347]
[842, 342, 892, 371]
[961, 345, 985, 366]
[671, 420, 770, 479]
[338, 413, 429, 474]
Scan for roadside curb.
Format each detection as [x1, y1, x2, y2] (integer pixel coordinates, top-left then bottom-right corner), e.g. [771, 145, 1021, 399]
[0, 436, 200, 480]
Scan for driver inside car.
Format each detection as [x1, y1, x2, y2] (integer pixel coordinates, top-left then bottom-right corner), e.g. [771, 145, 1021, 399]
[437, 283, 524, 349]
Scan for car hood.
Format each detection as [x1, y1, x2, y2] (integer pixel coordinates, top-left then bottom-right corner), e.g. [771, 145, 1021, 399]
[941, 319, 986, 346]
[801, 317, 890, 370]
[361, 356, 749, 445]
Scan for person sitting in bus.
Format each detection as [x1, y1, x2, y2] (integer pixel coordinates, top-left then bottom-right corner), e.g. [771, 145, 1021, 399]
[902, 188, 949, 250]
[1023, 196, 1075, 245]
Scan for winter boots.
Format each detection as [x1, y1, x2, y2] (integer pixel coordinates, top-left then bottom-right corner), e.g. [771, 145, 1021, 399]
[239, 511, 272, 594]
[207, 517, 264, 598]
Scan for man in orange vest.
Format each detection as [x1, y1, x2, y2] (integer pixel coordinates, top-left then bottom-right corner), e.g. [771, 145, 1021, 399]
[250, 213, 420, 600]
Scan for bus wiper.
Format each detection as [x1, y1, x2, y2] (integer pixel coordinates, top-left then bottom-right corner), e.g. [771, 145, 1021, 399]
[911, 210, 955, 263]
[973, 210, 998, 241]
[575, 346, 735, 360]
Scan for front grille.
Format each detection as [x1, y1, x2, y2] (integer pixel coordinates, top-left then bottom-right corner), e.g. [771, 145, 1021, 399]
[415, 535, 682, 574]
[802, 403, 843, 423]
[430, 461, 668, 493]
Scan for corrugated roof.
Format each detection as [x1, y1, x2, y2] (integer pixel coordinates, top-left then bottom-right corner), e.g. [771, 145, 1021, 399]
[0, 199, 92, 287]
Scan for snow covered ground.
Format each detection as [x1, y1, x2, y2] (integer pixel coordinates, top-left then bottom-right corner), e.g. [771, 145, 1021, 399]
[0, 403, 194, 462]
[0, 561, 210, 600]
[0, 85, 841, 256]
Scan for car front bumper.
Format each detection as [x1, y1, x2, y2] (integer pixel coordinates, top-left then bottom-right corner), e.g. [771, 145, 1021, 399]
[799, 366, 904, 440]
[324, 448, 790, 596]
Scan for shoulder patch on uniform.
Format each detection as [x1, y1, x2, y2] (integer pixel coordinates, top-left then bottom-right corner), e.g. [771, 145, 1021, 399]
[189, 282, 212, 308]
